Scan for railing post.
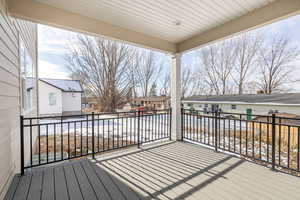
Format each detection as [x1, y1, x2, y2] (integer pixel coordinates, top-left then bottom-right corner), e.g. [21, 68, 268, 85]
[20, 115, 24, 175]
[271, 113, 276, 170]
[92, 112, 95, 159]
[214, 111, 218, 152]
[137, 110, 141, 148]
[169, 108, 172, 140]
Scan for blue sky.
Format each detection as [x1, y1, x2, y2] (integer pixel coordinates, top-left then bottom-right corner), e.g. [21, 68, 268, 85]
[38, 14, 300, 88]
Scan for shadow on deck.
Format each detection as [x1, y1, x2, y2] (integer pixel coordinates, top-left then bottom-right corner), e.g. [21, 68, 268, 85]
[4, 141, 300, 200]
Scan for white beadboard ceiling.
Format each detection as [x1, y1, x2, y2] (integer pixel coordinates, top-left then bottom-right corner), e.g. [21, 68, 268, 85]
[35, 0, 275, 43]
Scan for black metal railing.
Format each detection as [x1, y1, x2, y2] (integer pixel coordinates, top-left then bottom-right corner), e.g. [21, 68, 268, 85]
[182, 108, 300, 173]
[20, 109, 171, 174]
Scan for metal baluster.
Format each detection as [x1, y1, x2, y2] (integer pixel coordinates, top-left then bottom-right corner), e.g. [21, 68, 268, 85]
[137, 110, 140, 148]
[267, 116, 270, 162]
[228, 118, 231, 151]
[252, 120, 255, 158]
[68, 122, 70, 158]
[74, 122, 76, 157]
[61, 116, 63, 160]
[86, 115, 89, 154]
[80, 121, 83, 155]
[279, 118, 282, 165]
[234, 119, 236, 152]
[288, 125, 291, 168]
[259, 122, 262, 160]
[46, 124, 49, 163]
[38, 124, 41, 165]
[271, 113, 276, 170]
[246, 118, 248, 156]
[54, 124, 56, 161]
[92, 112, 95, 158]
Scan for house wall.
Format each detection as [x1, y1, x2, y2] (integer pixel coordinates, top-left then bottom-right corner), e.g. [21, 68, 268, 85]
[0, 0, 37, 198]
[62, 92, 82, 115]
[38, 80, 62, 115]
[183, 102, 300, 116]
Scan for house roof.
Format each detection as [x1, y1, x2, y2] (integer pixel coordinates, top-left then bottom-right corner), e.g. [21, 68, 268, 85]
[183, 93, 300, 105]
[40, 78, 83, 92]
[133, 96, 170, 102]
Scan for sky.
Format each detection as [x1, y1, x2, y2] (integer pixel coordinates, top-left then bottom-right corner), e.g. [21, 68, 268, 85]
[38, 13, 300, 89]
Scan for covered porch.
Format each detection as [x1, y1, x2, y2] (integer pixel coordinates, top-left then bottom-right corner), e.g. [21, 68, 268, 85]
[4, 0, 300, 199]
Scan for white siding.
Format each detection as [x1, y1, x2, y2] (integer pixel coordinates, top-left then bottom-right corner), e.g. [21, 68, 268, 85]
[62, 92, 81, 112]
[0, 0, 37, 197]
[38, 80, 62, 115]
[183, 102, 300, 116]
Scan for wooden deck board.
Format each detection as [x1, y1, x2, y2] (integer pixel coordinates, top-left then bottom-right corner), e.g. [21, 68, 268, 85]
[63, 164, 83, 200]
[54, 166, 69, 200]
[41, 168, 54, 200]
[27, 170, 43, 200]
[4, 141, 300, 200]
[79, 160, 111, 200]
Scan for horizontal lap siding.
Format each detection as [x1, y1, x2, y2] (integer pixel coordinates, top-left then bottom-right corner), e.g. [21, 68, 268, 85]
[0, 0, 37, 198]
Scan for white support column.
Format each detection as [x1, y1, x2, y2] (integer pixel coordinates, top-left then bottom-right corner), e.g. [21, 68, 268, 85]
[171, 53, 182, 140]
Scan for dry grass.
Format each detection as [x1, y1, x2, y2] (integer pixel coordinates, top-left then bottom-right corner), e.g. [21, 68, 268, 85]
[33, 133, 135, 158]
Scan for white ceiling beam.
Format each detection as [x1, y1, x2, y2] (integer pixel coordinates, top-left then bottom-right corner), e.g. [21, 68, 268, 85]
[177, 0, 300, 53]
[7, 0, 177, 53]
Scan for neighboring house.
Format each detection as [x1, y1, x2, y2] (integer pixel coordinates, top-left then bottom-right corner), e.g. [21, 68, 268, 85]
[131, 96, 171, 110]
[39, 79, 83, 116]
[182, 93, 300, 116]
[82, 97, 98, 109]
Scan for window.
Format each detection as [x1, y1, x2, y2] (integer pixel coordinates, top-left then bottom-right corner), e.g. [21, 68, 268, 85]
[49, 93, 57, 106]
[198, 104, 202, 108]
[204, 104, 208, 108]
[231, 104, 237, 109]
[20, 39, 34, 112]
[187, 103, 192, 107]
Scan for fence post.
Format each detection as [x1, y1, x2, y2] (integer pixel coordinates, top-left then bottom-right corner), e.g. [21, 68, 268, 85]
[92, 112, 95, 159]
[137, 110, 141, 148]
[214, 111, 218, 152]
[181, 108, 184, 141]
[271, 113, 276, 170]
[20, 115, 24, 175]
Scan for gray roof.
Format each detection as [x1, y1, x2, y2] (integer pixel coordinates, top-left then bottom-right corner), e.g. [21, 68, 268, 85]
[183, 93, 300, 104]
[40, 78, 83, 92]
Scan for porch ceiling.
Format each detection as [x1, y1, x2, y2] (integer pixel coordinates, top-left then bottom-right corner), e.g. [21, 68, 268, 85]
[7, 0, 300, 53]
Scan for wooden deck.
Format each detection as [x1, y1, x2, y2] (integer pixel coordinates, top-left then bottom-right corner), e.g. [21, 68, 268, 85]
[4, 141, 300, 200]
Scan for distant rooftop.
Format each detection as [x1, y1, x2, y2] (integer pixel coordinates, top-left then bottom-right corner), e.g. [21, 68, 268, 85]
[183, 93, 300, 105]
[133, 96, 170, 101]
[40, 78, 83, 92]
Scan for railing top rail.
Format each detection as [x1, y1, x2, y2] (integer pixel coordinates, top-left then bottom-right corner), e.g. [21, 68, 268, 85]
[22, 108, 171, 120]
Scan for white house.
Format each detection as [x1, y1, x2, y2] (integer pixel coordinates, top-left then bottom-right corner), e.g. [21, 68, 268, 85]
[182, 93, 300, 116]
[38, 79, 83, 116]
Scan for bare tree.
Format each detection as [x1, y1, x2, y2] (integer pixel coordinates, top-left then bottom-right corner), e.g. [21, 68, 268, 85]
[257, 34, 300, 94]
[65, 35, 137, 112]
[159, 73, 170, 96]
[232, 33, 262, 94]
[136, 51, 162, 97]
[198, 39, 235, 95]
